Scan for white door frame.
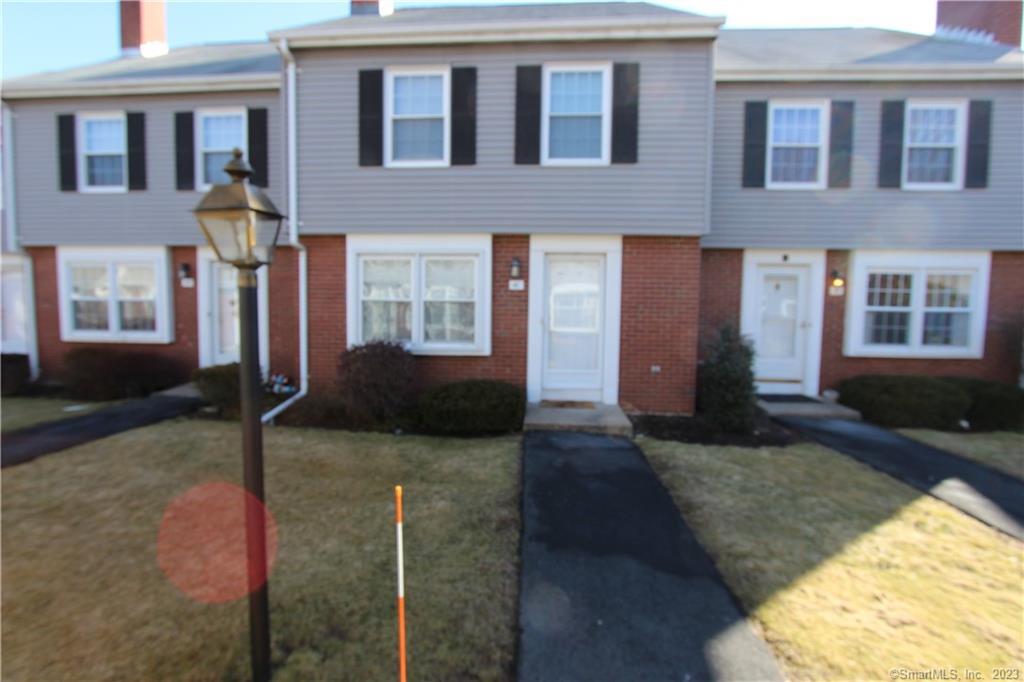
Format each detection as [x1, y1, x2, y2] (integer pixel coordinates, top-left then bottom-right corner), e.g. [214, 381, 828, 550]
[740, 249, 825, 396]
[196, 247, 270, 373]
[1, 253, 39, 378]
[527, 235, 622, 405]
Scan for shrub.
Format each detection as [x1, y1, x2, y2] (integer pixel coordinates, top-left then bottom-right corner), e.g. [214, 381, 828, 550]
[63, 348, 183, 400]
[191, 363, 241, 410]
[417, 380, 525, 435]
[339, 342, 417, 425]
[838, 375, 971, 430]
[698, 325, 757, 434]
[275, 396, 351, 430]
[1, 354, 31, 397]
[942, 377, 1024, 432]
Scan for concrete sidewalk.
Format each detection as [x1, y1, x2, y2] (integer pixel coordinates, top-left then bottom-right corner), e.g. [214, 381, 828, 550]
[518, 431, 781, 682]
[782, 417, 1024, 540]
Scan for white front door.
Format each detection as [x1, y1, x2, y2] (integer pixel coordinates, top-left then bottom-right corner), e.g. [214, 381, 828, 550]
[754, 266, 808, 383]
[211, 262, 241, 365]
[1, 262, 28, 354]
[542, 254, 605, 401]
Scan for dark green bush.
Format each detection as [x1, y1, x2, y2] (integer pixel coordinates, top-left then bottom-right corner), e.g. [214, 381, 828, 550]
[191, 363, 240, 410]
[1, 354, 31, 397]
[275, 396, 351, 429]
[698, 325, 757, 434]
[417, 380, 525, 435]
[838, 375, 971, 430]
[63, 348, 183, 400]
[340, 342, 416, 425]
[942, 377, 1024, 432]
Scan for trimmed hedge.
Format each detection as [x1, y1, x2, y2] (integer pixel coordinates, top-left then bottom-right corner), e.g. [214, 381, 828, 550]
[340, 342, 417, 425]
[63, 348, 183, 400]
[942, 377, 1024, 432]
[191, 363, 240, 410]
[698, 325, 757, 434]
[838, 375, 972, 430]
[417, 380, 525, 435]
[1, 354, 31, 397]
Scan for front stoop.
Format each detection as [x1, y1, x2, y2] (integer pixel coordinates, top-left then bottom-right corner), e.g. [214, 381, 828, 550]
[524, 403, 633, 437]
[757, 397, 861, 420]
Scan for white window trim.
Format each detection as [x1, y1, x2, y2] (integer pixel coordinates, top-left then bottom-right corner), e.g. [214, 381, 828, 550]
[901, 98, 968, 192]
[383, 66, 451, 169]
[76, 111, 127, 194]
[57, 246, 174, 344]
[765, 99, 830, 190]
[345, 234, 491, 356]
[194, 107, 248, 192]
[541, 62, 613, 167]
[844, 250, 990, 359]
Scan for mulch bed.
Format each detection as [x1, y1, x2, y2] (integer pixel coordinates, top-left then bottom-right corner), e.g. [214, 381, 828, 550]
[631, 411, 801, 448]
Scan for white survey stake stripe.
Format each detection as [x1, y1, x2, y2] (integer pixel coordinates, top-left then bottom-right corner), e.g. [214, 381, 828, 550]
[396, 522, 405, 599]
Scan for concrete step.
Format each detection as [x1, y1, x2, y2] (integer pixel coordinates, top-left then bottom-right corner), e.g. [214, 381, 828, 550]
[757, 397, 861, 420]
[524, 403, 633, 437]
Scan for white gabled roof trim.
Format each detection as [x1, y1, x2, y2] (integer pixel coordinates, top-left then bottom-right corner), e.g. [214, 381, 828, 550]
[717, 64, 1024, 82]
[2, 73, 280, 99]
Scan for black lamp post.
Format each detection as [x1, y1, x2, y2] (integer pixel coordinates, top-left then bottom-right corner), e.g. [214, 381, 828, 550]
[193, 148, 284, 682]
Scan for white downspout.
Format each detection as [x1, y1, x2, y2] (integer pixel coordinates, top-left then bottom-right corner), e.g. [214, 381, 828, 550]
[262, 38, 308, 423]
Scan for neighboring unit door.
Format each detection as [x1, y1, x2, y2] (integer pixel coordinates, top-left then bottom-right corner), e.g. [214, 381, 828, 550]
[542, 254, 605, 401]
[211, 261, 240, 365]
[754, 266, 809, 385]
[1, 263, 28, 354]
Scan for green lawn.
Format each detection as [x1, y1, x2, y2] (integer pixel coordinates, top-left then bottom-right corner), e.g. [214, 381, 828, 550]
[1, 420, 522, 681]
[1, 396, 114, 433]
[898, 429, 1024, 479]
[641, 438, 1023, 681]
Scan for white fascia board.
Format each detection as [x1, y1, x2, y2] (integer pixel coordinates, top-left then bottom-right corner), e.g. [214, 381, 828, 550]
[716, 64, 1024, 82]
[1, 73, 280, 100]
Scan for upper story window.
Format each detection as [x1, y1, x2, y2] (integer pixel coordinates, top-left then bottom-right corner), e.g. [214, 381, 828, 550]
[384, 67, 451, 168]
[196, 108, 247, 189]
[845, 250, 989, 359]
[77, 113, 126, 192]
[902, 100, 967, 190]
[542, 63, 612, 166]
[57, 247, 173, 343]
[767, 100, 829, 189]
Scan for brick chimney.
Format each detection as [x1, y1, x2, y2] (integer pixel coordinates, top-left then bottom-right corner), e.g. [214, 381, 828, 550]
[936, 0, 1023, 46]
[120, 0, 168, 58]
[351, 0, 394, 17]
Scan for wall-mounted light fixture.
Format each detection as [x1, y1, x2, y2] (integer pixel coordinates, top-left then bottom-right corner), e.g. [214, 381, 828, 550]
[178, 263, 192, 281]
[510, 257, 522, 279]
[831, 269, 845, 288]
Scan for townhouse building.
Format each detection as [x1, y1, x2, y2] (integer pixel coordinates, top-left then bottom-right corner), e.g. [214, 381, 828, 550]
[2, 0, 1022, 417]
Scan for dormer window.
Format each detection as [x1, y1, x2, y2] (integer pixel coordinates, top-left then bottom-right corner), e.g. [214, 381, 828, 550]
[78, 112, 127, 192]
[384, 66, 451, 168]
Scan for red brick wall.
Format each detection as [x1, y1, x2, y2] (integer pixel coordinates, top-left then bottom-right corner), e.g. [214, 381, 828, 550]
[820, 250, 1024, 389]
[267, 246, 300, 381]
[303, 236, 347, 393]
[29, 246, 199, 383]
[619, 236, 701, 414]
[698, 248, 743, 358]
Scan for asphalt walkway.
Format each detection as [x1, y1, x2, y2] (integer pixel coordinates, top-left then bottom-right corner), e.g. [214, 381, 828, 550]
[781, 417, 1024, 540]
[518, 430, 781, 682]
[2, 392, 202, 467]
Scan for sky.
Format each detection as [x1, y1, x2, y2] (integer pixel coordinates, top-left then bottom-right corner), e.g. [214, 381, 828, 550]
[1, 0, 951, 80]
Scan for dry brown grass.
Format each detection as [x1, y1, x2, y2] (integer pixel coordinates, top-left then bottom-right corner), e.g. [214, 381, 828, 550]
[1, 397, 113, 433]
[1, 420, 521, 681]
[640, 438, 1024, 681]
[898, 429, 1024, 480]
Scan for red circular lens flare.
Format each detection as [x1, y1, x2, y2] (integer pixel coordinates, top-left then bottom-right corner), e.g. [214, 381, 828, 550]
[158, 482, 279, 604]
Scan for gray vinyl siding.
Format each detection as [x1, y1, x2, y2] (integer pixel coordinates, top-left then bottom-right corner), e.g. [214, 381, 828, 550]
[707, 81, 1024, 250]
[294, 41, 713, 236]
[9, 91, 282, 246]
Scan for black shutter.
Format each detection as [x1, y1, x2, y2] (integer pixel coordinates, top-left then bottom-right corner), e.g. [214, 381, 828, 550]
[248, 107, 269, 187]
[126, 112, 147, 191]
[359, 69, 384, 167]
[828, 101, 854, 188]
[611, 63, 639, 164]
[515, 66, 541, 165]
[57, 114, 77, 192]
[965, 100, 992, 189]
[451, 67, 477, 166]
[878, 100, 904, 188]
[741, 101, 767, 188]
[174, 112, 195, 190]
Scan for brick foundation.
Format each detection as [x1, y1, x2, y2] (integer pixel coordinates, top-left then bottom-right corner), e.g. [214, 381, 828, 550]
[619, 236, 701, 414]
[267, 246, 300, 382]
[303, 235, 347, 393]
[698, 248, 743, 358]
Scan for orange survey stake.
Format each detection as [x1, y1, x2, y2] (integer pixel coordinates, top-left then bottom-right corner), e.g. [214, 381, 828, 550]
[395, 485, 407, 682]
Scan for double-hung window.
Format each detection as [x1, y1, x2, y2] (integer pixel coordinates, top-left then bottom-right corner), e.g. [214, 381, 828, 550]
[766, 100, 829, 189]
[846, 251, 989, 358]
[58, 247, 172, 343]
[384, 67, 450, 167]
[78, 112, 127, 192]
[196, 108, 247, 189]
[902, 100, 967, 190]
[347, 235, 491, 355]
[542, 63, 612, 166]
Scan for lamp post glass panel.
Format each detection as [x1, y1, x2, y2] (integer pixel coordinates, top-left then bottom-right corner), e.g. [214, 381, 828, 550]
[193, 148, 284, 682]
